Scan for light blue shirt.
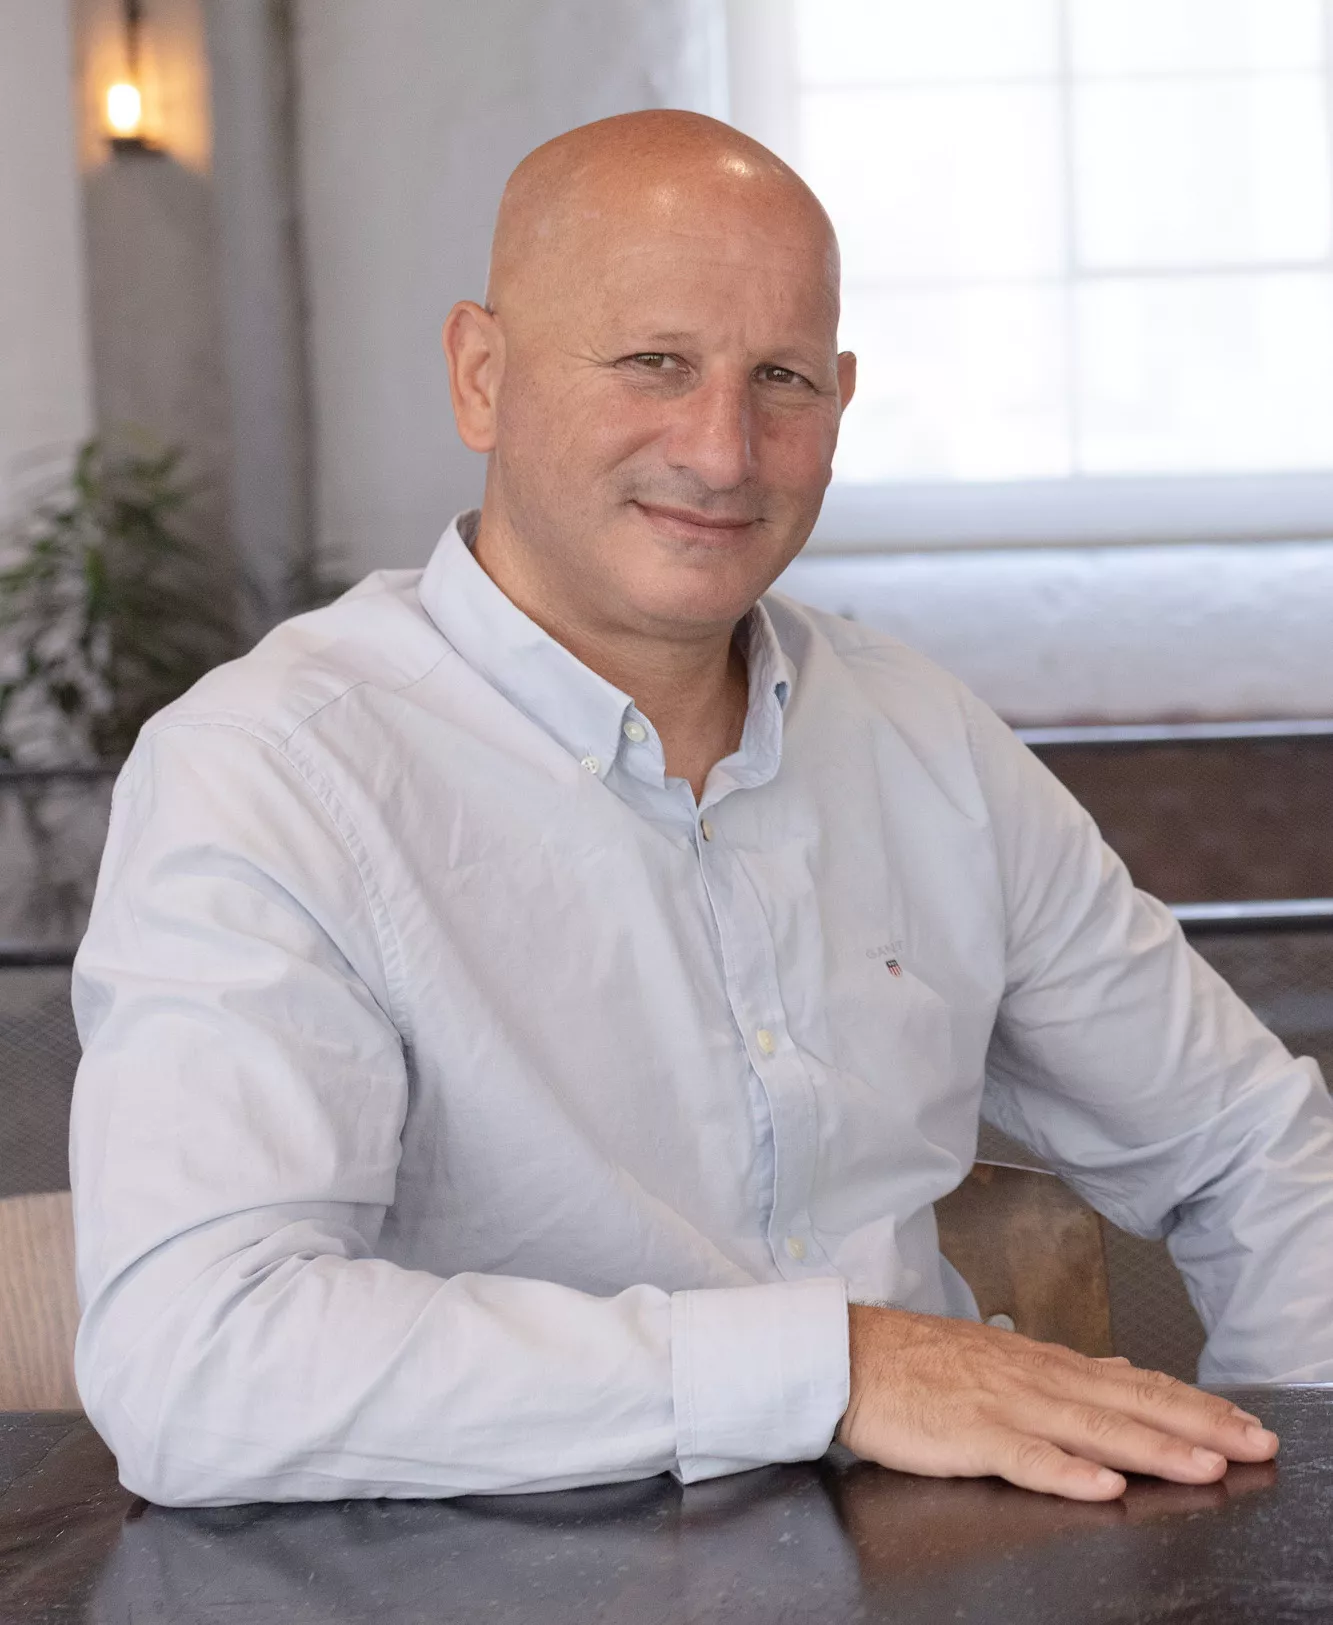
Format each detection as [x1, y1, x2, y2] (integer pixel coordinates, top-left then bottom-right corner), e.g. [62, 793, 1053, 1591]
[71, 511, 1333, 1506]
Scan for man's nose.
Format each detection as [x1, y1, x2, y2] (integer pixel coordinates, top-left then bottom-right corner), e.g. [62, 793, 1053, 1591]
[665, 372, 757, 492]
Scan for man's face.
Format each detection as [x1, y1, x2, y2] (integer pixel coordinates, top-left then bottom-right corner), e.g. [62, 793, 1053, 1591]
[485, 186, 854, 641]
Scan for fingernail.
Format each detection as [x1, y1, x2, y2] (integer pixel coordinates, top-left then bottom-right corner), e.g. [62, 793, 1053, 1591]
[1093, 1468, 1123, 1491]
[1192, 1447, 1225, 1471]
[1245, 1425, 1277, 1450]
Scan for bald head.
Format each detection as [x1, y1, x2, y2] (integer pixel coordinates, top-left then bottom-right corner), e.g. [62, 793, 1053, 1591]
[443, 110, 855, 658]
[486, 110, 840, 324]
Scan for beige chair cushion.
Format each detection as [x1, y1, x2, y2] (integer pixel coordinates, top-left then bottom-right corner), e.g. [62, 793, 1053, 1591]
[0, 1190, 81, 1410]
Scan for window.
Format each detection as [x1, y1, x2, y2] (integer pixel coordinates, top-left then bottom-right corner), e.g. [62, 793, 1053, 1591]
[726, 0, 1333, 548]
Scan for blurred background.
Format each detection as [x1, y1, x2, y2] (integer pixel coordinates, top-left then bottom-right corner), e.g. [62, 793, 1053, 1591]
[2, 0, 1331, 1377]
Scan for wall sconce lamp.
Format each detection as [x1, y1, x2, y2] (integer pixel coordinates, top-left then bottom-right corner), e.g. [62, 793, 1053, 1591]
[106, 0, 157, 153]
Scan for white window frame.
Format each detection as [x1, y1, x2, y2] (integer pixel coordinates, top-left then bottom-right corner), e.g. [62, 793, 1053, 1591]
[724, 0, 1333, 553]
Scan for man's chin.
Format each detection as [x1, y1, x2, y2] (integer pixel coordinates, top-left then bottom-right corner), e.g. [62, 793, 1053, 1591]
[610, 565, 780, 638]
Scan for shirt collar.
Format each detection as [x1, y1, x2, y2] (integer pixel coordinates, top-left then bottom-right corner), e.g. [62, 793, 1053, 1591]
[418, 511, 794, 785]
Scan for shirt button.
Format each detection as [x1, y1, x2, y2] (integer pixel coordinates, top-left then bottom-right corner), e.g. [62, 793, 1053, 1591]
[755, 1027, 776, 1056]
[580, 755, 600, 774]
[700, 818, 714, 842]
[622, 720, 647, 744]
[785, 1236, 807, 1261]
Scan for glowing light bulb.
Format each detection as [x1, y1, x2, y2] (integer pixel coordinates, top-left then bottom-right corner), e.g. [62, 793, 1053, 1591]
[106, 82, 142, 138]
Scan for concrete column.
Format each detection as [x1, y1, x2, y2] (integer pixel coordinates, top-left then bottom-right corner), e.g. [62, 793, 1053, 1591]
[73, 0, 231, 607]
[204, 0, 313, 627]
[0, 0, 93, 517]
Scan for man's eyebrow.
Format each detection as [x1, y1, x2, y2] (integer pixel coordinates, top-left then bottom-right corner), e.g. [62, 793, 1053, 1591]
[619, 331, 826, 366]
[619, 331, 696, 348]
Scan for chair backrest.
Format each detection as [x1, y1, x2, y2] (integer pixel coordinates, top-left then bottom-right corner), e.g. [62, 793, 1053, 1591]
[935, 1161, 1114, 1358]
[0, 1190, 81, 1409]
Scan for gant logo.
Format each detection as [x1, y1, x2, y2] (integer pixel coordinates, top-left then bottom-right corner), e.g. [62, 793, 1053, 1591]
[866, 942, 907, 977]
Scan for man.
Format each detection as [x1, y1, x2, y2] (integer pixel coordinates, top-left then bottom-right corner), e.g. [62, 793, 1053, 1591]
[71, 112, 1325, 1509]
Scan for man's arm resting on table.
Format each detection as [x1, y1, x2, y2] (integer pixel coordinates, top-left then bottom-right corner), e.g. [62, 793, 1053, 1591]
[962, 691, 1333, 1385]
[819, 684, 1307, 1501]
[814, 684, 1333, 1502]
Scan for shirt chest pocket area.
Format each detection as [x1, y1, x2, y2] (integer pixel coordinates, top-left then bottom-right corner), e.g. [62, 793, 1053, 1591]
[824, 951, 957, 1106]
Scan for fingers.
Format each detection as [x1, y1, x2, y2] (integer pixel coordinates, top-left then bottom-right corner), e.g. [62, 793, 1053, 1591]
[976, 1427, 1127, 1501]
[1038, 1401, 1229, 1484]
[1075, 1360, 1279, 1463]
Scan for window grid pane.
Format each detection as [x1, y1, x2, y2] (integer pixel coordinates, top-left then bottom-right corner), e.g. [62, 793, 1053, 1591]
[791, 0, 1333, 482]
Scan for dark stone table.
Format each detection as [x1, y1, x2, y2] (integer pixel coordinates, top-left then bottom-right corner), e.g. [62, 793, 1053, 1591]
[2, 1388, 1330, 1623]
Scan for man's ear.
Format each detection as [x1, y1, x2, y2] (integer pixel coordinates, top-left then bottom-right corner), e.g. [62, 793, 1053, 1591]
[443, 301, 505, 452]
[836, 350, 857, 412]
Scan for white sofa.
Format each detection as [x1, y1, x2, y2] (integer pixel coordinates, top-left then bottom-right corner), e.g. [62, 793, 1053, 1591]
[777, 539, 1333, 726]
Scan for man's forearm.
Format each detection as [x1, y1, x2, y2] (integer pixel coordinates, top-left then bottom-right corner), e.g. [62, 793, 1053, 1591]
[76, 1203, 848, 1504]
[79, 1203, 676, 1504]
[1165, 1055, 1333, 1383]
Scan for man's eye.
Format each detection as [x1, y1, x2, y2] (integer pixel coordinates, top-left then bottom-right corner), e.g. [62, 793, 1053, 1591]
[628, 353, 675, 371]
[761, 366, 804, 386]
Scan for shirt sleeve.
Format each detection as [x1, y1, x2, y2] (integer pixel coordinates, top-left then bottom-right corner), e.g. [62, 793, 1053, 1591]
[967, 693, 1333, 1382]
[70, 722, 847, 1506]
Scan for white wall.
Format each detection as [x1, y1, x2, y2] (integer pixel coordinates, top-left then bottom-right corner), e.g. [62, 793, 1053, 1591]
[295, 0, 725, 580]
[0, 0, 92, 517]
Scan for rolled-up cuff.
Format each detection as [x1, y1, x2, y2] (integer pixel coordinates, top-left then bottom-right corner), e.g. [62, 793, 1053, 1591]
[670, 1276, 850, 1484]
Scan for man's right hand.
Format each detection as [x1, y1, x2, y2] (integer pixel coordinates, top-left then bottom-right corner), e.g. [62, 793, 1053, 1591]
[837, 1303, 1280, 1501]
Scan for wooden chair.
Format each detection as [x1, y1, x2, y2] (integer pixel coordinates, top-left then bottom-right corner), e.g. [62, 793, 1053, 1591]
[0, 1190, 81, 1409]
[935, 1161, 1114, 1357]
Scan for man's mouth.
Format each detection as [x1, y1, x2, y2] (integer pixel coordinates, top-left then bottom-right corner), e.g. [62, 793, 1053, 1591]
[631, 501, 759, 540]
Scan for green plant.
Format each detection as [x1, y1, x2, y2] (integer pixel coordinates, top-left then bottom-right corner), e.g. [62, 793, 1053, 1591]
[0, 437, 240, 765]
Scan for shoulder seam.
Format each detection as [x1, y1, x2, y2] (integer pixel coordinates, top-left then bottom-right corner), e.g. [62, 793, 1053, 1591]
[141, 718, 412, 1044]
[278, 647, 453, 749]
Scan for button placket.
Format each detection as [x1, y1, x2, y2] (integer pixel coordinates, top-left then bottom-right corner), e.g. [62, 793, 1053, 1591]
[690, 811, 824, 1278]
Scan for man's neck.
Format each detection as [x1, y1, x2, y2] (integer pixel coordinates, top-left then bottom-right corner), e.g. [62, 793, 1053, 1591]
[604, 636, 750, 804]
[471, 511, 751, 801]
